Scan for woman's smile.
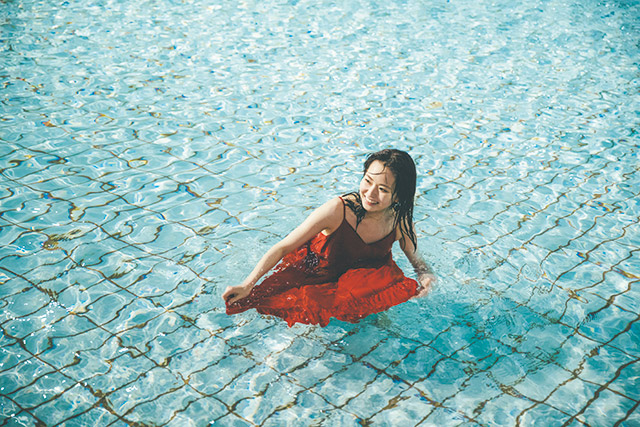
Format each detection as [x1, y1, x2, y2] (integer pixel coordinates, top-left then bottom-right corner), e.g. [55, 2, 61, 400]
[363, 196, 379, 205]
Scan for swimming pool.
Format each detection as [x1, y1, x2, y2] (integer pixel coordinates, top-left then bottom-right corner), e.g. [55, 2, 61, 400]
[1, 0, 638, 425]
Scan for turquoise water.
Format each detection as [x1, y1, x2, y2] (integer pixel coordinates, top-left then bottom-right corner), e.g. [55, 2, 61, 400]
[1, 0, 639, 425]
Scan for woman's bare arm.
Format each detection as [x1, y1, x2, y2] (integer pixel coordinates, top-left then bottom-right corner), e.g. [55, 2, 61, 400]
[223, 197, 344, 304]
[398, 224, 436, 298]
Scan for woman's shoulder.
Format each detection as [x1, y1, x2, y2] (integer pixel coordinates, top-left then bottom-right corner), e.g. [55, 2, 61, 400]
[310, 196, 346, 236]
[312, 196, 346, 222]
[326, 196, 345, 211]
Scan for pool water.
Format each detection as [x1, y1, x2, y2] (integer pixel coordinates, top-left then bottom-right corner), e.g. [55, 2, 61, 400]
[1, 0, 639, 425]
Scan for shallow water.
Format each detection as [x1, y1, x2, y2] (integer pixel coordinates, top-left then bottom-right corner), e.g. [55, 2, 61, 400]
[1, 0, 639, 425]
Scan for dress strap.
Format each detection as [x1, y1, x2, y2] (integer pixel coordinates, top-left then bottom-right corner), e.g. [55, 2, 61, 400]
[338, 196, 347, 223]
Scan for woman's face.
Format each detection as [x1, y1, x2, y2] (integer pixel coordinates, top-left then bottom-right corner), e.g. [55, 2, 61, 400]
[359, 160, 397, 213]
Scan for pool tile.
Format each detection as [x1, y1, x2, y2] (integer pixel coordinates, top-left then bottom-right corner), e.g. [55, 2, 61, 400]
[294, 407, 360, 426]
[607, 359, 640, 401]
[419, 406, 477, 425]
[487, 352, 531, 388]
[1, 287, 50, 322]
[117, 314, 182, 355]
[513, 363, 572, 403]
[360, 336, 422, 371]
[8, 371, 71, 411]
[430, 323, 477, 358]
[232, 376, 304, 425]
[59, 406, 120, 426]
[79, 200, 134, 231]
[475, 393, 535, 426]
[413, 358, 468, 403]
[384, 345, 442, 383]
[147, 325, 210, 367]
[623, 407, 640, 427]
[188, 353, 257, 397]
[450, 371, 503, 416]
[59, 344, 113, 384]
[0, 395, 21, 420]
[84, 352, 156, 397]
[366, 390, 435, 425]
[314, 362, 378, 407]
[106, 367, 182, 415]
[31, 383, 98, 426]
[578, 304, 638, 344]
[556, 292, 603, 329]
[342, 374, 409, 420]
[1, 412, 41, 427]
[578, 388, 636, 427]
[262, 389, 334, 426]
[231, 332, 297, 362]
[99, 296, 160, 334]
[516, 322, 573, 362]
[532, 224, 583, 254]
[579, 344, 636, 387]
[609, 284, 639, 316]
[0, 274, 31, 303]
[209, 413, 252, 426]
[335, 325, 388, 360]
[515, 403, 571, 426]
[264, 335, 325, 374]
[545, 377, 601, 415]
[213, 362, 281, 406]
[1, 355, 58, 394]
[0, 342, 30, 375]
[607, 319, 640, 358]
[285, 349, 349, 390]
[124, 384, 202, 426]
[167, 396, 229, 426]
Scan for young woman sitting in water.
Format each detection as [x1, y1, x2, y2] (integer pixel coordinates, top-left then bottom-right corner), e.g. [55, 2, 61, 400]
[223, 148, 435, 327]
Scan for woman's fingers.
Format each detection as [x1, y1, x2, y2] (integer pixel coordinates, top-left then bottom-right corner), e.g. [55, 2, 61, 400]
[222, 286, 237, 303]
[415, 284, 431, 298]
[223, 285, 251, 304]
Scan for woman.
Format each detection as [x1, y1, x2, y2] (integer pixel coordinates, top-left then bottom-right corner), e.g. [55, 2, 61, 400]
[223, 149, 435, 327]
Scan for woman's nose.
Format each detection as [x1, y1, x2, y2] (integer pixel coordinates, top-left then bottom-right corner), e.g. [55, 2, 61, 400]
[366, 187, 377, 198]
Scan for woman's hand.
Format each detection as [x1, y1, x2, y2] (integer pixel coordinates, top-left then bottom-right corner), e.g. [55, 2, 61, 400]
[223, 283, 253, 305]
[415, 273, 436, 298]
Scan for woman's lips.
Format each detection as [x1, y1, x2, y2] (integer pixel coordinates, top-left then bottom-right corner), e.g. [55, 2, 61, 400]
[363, 196, 378, 205]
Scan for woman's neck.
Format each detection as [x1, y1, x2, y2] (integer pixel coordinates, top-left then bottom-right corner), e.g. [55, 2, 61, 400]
[363, 207, 396, 223]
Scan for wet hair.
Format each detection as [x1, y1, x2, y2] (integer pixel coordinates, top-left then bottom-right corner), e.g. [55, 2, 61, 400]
[343, 149, 417, 250]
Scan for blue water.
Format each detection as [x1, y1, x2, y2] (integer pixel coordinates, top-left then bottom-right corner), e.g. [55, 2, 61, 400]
[1, 0, 639, 425]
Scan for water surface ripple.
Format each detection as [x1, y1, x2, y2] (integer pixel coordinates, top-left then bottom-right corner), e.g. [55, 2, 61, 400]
[0, 0, 638, 425]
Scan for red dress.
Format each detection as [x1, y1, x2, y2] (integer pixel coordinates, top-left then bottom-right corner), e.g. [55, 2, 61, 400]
[226, 198, 420, 327]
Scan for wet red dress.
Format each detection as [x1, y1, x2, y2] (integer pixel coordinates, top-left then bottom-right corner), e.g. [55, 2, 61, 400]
[226, 198, 420, 327]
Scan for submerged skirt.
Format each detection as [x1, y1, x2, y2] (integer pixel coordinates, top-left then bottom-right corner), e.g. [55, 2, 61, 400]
[225, 256, 419, 327]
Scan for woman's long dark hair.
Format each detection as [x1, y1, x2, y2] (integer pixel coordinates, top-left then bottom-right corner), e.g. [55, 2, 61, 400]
[343, 149, 417, 250]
